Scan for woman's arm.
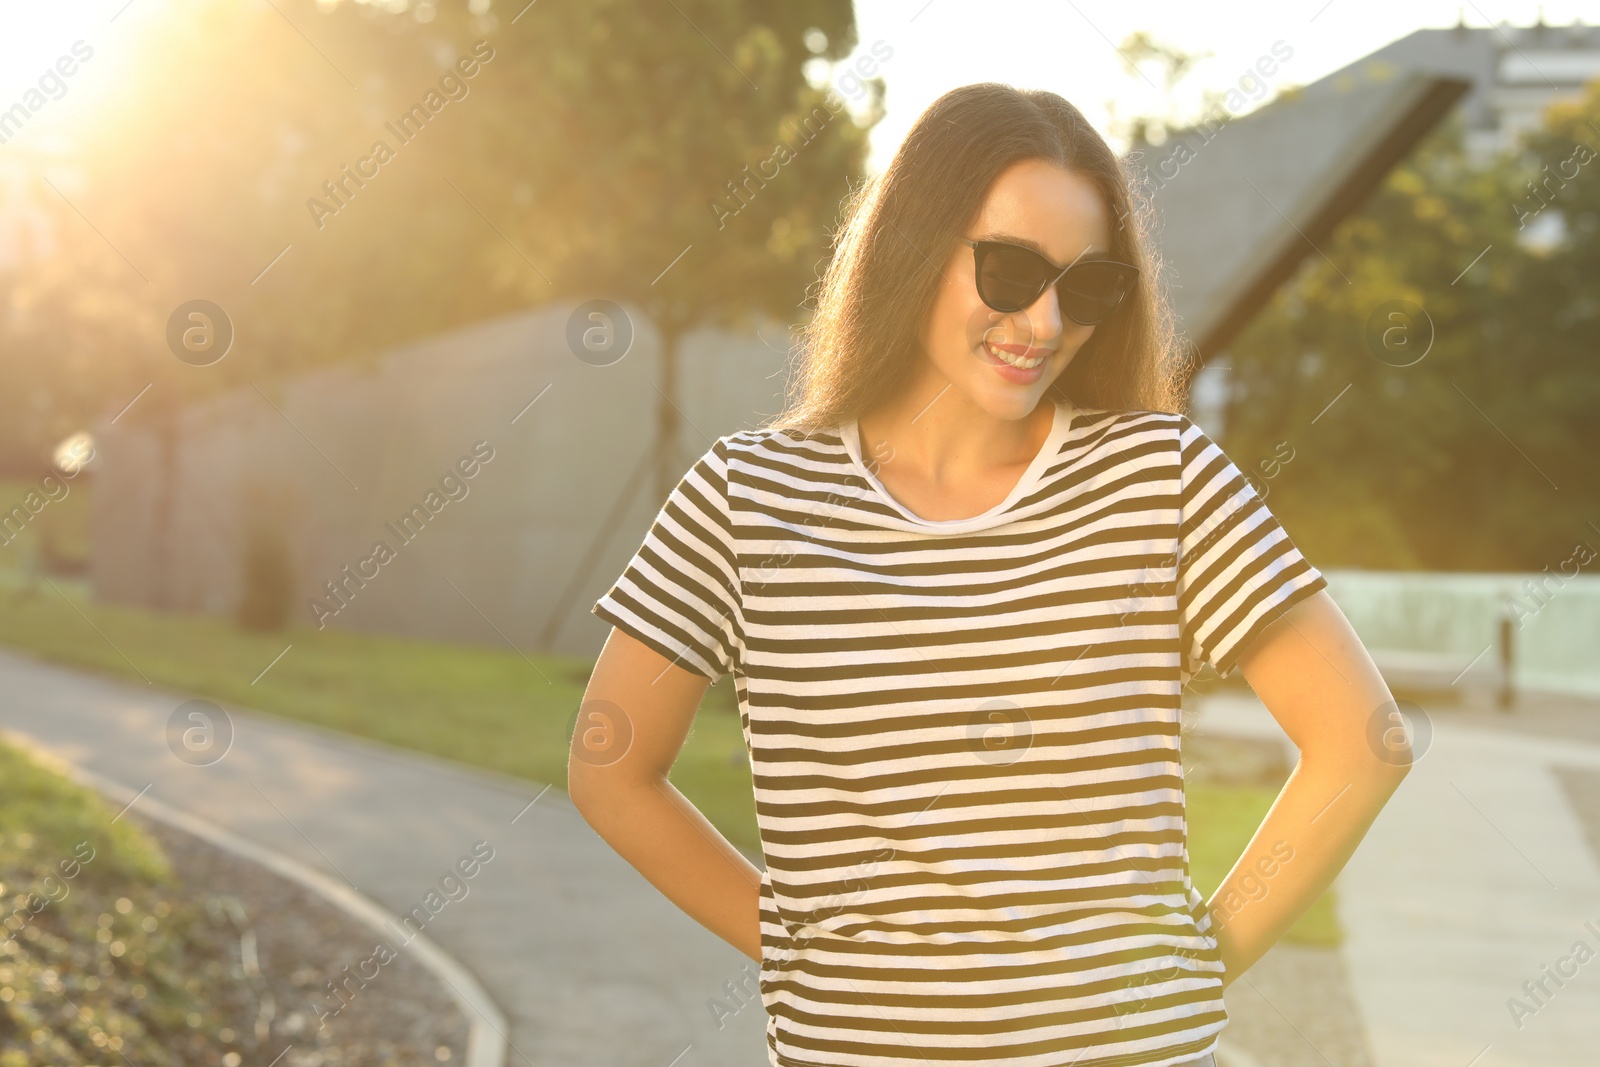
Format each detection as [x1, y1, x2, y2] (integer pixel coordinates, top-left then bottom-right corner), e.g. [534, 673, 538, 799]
[1202, 588, 1412, 988]
[567, 625, 764, 963]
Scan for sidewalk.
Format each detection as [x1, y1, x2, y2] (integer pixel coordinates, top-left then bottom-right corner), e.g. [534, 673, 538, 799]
[10, 637, 1599, 1067]
[1191, 690, 1600, 1067]
[0, 646, 769, 1067]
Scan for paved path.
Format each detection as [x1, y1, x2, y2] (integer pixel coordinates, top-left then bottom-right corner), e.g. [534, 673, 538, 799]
[1192, 692, 1600, 1067]
[0, 647, 769, 1067]
[9, 640, 1600, 1067]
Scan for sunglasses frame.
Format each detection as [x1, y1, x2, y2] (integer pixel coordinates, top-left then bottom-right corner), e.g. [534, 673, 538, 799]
[963, 238, 1140, 324]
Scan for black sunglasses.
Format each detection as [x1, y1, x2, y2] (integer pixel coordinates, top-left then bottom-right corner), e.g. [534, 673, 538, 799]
[964, 238, 1139, 324]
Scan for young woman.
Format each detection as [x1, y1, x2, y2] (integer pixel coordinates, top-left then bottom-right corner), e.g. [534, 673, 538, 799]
[571, 83, 1409, 1067]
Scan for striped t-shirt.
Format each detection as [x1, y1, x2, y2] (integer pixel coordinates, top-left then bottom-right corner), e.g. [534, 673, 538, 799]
[592, 401, 1326, 1067]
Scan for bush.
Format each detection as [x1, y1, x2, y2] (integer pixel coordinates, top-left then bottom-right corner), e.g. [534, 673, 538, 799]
[234, 525, 294, 632]
[234, 480, 295, 632]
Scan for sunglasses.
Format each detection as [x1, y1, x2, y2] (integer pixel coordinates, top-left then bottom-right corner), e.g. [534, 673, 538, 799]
[964, 238, 1139, 324]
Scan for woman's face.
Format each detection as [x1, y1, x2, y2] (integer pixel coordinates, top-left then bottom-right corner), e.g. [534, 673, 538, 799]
[918, 159, 1114, 422]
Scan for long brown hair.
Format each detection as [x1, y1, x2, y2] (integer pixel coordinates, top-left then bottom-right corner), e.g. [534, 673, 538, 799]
[766, 82, 1187, 435]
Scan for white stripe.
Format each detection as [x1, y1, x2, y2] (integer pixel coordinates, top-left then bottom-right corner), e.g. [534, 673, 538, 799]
[595, 407, 1319, 1067]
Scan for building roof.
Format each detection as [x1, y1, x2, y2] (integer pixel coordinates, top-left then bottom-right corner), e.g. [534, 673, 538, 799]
[1142, 70, 1468, 365]
[1355, 20, 1600, 131]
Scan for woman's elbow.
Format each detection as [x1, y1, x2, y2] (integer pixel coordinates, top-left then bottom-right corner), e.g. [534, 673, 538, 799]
[567, 751, 661, 820]
[1299, 720, 1416, 790]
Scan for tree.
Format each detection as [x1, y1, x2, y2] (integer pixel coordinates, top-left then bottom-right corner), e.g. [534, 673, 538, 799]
[0, 0, 882, 509]
[1219, 81, 1600, 571]
[1105, 30, 1215, 149]
[455, 0, 879, 496]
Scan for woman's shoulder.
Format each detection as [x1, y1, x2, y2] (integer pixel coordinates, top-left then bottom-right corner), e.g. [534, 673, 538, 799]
[1066, 404, 1192, 441]
[711, 423, 849, 460]
[691, 424, 852, 483]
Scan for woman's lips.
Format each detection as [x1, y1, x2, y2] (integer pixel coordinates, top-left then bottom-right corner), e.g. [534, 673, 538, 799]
[979, 339, 1049, 383]
[991, 342, 1051, 361]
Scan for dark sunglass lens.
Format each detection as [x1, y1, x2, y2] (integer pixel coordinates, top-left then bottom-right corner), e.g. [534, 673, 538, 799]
[1058, 262, 1133, 324]
[977, 245, 1049, 311]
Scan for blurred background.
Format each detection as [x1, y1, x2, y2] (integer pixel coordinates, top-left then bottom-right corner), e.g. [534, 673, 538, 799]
[0, 2, 1597, 1066]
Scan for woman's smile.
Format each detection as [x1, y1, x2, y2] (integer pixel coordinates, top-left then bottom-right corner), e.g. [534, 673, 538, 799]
[978, 337, 1054, 383]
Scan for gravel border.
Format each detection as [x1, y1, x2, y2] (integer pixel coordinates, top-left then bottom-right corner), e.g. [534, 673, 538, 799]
[2, 734, 503, 1067]
[129, 811, 473, 1067]
[1218, 942, 1376, 1067]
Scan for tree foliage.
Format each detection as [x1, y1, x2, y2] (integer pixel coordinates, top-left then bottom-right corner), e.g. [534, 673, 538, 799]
[0, 0, 876, 464]
[1220, 82, 1600, 571]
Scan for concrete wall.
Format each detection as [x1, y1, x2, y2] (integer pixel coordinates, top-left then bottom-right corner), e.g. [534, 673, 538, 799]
[1322, 568, 1600, 698]
[90, 301, 790, 661]
[92, 325, 1600, 694]
[90, 67, 1480, 668]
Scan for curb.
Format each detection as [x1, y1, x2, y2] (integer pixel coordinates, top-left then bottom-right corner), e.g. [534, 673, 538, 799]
[0, 728, 509, 1067]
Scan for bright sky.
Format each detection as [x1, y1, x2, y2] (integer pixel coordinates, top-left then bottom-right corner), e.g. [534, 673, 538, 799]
[844, 0, 1596, 172]
[0, 1, 1591, 162]
[0, 2, 131, 160]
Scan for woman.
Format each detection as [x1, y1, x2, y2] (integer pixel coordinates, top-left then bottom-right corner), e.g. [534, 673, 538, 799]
[571, 83, 1410, 1067]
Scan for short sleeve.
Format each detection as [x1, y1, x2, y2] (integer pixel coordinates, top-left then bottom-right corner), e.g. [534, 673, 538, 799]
[1176, 416, 1326, 678]
[591, 438, 744, 680]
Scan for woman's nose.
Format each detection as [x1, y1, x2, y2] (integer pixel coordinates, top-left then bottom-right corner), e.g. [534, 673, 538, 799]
[1023, 285, 1064, 343]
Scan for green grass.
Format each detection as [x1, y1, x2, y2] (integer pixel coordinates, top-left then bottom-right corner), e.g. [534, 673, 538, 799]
[0, 476, 91, 572]
[0, 738, 238, 1063]
[1188, 783, 1340, 947]
[0, 737, 169, 888]
[0, 574, 1334, 945]
[0, 576, 758, 851]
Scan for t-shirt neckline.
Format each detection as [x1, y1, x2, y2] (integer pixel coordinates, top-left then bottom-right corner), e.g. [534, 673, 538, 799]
[839, 400, 1075, 532]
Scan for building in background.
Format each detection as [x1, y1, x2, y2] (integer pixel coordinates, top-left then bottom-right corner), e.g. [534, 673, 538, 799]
[91, 302, 791, 660]
[90, 31, 1492, 667]
[1362, 15, 1600, 163]
[1185, 14, 1600, 437]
